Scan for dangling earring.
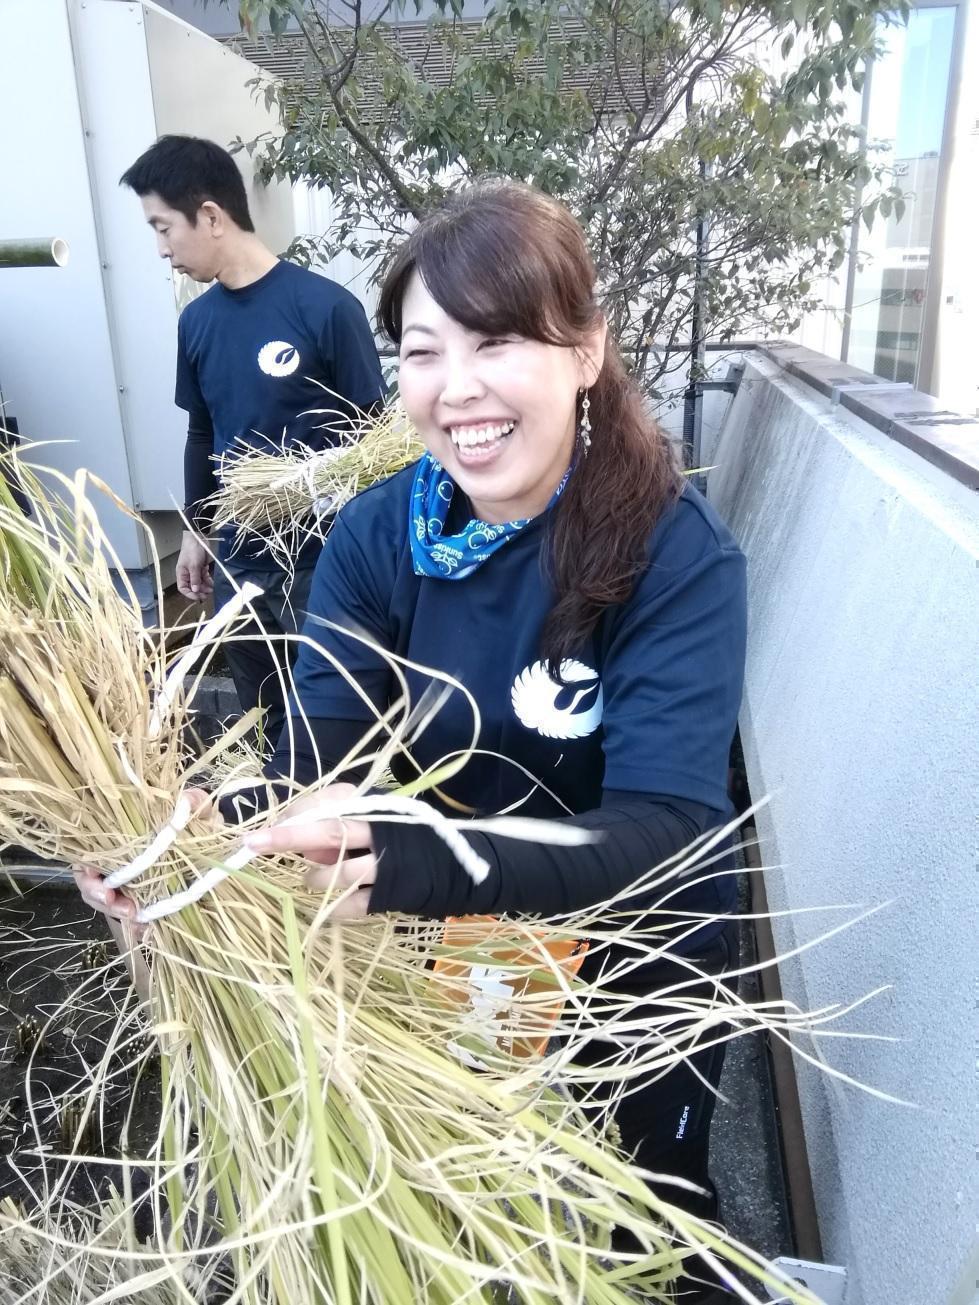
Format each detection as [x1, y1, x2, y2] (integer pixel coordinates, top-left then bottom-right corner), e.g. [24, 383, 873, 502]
[579, 389, 592, 454]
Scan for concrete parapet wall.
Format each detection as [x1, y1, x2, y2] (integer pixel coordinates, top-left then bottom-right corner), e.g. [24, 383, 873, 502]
[708, 354, 978, 1305]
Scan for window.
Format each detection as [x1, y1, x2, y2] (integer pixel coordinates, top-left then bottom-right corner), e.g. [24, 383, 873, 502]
[843, 6, 958, 388]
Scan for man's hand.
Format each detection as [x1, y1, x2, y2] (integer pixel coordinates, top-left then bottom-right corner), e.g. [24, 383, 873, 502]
[175, 531, 213, 602]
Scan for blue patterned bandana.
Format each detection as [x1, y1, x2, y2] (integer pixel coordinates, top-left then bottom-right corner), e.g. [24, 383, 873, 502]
[409, 453, 570, 579]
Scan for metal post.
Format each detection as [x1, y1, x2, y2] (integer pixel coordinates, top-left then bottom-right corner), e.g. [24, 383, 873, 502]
[682, 155, 709, 473]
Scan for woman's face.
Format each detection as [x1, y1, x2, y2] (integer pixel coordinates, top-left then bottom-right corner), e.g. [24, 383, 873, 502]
[397, 271, 605, 524]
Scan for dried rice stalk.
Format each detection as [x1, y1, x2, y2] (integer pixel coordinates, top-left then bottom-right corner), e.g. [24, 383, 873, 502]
[208, 401, 423, 570]
[0, 1196, 217, 1304]
[0, 451, 835, 1304]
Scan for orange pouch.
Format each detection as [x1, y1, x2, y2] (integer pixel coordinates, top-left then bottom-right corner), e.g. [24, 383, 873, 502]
[433, 915, 589, 1059]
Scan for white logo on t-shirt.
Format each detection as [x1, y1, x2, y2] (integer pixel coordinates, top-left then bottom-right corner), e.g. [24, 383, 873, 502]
[257, 340, 301, 377]
[511, 659, 603, 740]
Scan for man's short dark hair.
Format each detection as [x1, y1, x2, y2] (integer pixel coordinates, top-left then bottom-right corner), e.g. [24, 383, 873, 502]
[120, 135, 255, 232]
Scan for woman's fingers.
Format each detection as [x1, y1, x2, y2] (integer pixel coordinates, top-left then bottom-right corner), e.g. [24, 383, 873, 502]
[324, 887, 373, 921]
[284, 782, 358, 818]
[185, 786, 222, 826]
[244, 817, 373, 864]
[241, 783, 369, 864]
[71, 867, 139, 923]
[305, 851, 376, 895]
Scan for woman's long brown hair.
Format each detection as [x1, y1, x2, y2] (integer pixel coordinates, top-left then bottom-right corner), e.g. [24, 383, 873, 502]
[378, 180, 681, 675]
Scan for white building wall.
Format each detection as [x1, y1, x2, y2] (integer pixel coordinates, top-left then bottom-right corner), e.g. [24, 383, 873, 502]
[0, 0, 295, 571]
[707, 353, 978, 1305]
[0, 0, 145, 567]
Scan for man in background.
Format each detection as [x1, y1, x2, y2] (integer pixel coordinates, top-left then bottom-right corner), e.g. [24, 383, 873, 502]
[122, 135, 386, 749]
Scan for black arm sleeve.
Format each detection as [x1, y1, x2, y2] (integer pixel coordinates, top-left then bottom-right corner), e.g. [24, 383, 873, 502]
[184, 411, 217, 534]
[366, 793, 717, 919]
[237, 715, 717, 922]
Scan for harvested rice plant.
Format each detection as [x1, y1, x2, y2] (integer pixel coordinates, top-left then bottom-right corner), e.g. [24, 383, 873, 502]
[0, 452, 827, 1303]
[209, 401, 423, 571]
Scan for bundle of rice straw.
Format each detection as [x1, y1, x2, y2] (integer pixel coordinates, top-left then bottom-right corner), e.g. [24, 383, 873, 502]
[0, 450, 831, 1304]
[208, 399, 423, 570]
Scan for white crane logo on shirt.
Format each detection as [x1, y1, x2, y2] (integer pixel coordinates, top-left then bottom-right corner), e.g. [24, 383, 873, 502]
[510, 659, 603, 740]
[257, 340, 301, 377]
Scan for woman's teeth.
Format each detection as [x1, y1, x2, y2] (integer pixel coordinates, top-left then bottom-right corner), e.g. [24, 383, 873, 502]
[449, 421, 515, 449]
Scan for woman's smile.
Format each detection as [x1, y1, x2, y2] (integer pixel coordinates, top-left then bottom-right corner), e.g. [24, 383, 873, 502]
[446, 419, 517, 467]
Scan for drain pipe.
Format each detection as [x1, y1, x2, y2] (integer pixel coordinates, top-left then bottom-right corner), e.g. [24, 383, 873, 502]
[681, 153, 710, 472]
[0, 237, 70, 268]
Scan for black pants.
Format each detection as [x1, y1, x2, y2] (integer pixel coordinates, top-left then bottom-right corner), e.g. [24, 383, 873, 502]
[571, 919, 739, 1298]
[212, 560, 316, 754]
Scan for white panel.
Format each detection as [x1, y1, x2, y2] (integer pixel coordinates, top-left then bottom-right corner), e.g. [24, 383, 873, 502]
[934, 4, 979, 415]
[143, 3, 296, 257]
[72, 0, 187, 517]
[0, 0, 146, 567]
[294, 181, 381, 326]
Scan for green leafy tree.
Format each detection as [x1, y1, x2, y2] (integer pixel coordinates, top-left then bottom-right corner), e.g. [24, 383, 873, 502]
[234, 0, 905, 399]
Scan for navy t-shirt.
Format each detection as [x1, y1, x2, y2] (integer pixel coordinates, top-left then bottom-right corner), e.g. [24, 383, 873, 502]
[290, 467, 747, 912]
[175, 259, 386, 564]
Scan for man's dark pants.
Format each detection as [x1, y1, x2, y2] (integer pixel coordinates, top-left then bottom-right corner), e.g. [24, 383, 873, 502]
[211, 558, 316, 754]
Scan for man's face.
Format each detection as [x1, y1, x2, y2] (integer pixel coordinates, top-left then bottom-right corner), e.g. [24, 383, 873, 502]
[140, 193, 217, 283]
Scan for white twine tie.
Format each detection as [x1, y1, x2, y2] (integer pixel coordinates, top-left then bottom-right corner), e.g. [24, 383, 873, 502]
[104, 793, 491, 924]
[106, 792, 593, 925]
[103, 794, 193, 890]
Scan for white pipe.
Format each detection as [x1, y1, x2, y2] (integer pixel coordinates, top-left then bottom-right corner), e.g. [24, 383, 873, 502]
[0, 238, 69, 268]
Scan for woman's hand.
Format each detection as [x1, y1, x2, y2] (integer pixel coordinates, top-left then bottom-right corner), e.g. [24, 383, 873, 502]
[71, 788, 218, 936]
[244, 782, 377, 921]
[72, 785, 377, 925]
[72, 864, 145, 934]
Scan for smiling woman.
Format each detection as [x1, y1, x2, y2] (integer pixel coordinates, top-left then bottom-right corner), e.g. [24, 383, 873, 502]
[80, 179, 749, 1303]
[378, 181, 685, 669]
[264, 180, 748, 1303]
